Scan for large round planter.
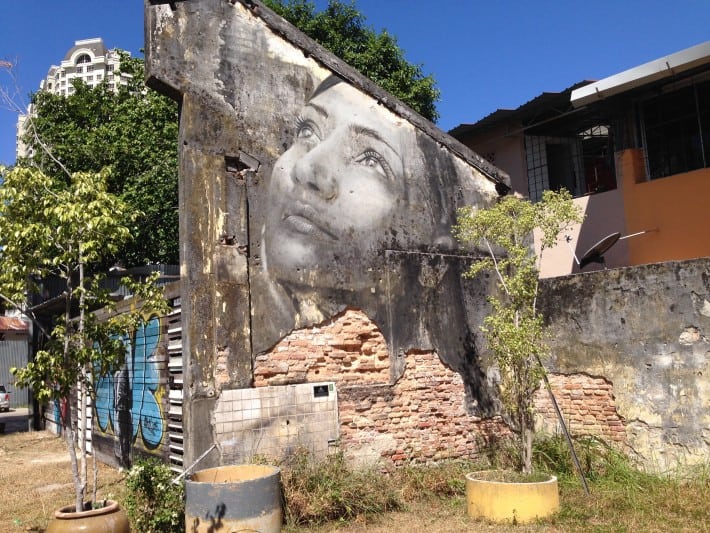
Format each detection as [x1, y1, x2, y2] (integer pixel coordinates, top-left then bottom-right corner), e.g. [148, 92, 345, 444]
[186, 464, 283, 533]
[465, 470, 559, 524]
[46, 500, 130, 533]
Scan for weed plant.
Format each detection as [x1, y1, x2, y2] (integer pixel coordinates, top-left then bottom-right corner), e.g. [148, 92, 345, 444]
[279, 448, 402, 526]
[124, 457, 184, 533]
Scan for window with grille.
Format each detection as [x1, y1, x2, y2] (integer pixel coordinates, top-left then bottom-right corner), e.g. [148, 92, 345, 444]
[641, 77, 710, 179]
[525, 125, 615, 201]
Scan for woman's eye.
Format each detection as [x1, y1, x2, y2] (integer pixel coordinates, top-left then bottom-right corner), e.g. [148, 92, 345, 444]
[356, 151, 391, 179]
[296, 116, 319, 141]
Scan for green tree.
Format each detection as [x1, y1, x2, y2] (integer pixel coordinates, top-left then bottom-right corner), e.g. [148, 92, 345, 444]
[0, 165, 170, 513]
[455, 190, 583, 474]
[20, 55, 179, 267]
[263, 0, 440, 121]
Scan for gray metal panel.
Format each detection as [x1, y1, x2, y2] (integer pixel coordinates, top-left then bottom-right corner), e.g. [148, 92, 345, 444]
[0, 336, 29, 407]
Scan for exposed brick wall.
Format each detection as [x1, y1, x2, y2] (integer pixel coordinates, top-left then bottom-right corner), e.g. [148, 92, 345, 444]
[337, 352, 509, 466]
[254, 309, 627, 466]
[534, 374, 627, 443]
[254, 309, 390, 387]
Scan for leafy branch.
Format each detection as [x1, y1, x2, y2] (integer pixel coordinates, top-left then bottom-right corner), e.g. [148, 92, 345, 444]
[455, 189, 583, 473]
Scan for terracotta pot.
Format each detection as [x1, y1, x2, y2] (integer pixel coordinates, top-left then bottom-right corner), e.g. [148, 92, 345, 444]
[46, 500, 130, 533]
[465, 470, 559, 524]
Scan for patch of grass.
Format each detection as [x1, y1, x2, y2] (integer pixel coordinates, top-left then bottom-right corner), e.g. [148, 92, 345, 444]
[0, 431, 126, 532]
[283, 435, 709, 532]
[394, 459, 475, 500]
[4, 430, 708, 533]
[279, 448, 403, 527]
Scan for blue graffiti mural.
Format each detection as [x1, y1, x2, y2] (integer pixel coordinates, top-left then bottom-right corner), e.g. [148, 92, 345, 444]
[94, 317, 165, 459]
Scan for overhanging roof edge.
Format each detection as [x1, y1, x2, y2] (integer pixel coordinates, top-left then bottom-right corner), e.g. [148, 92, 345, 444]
[571, 41, 710, 108]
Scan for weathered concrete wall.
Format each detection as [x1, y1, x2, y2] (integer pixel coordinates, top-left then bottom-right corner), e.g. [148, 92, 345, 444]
[145, 0, 505, 468]
[145, 0, 708, 472]
[540, 258, 710, 470]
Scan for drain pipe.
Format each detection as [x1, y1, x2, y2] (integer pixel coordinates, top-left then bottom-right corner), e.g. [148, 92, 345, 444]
[172, 443, 217, 485]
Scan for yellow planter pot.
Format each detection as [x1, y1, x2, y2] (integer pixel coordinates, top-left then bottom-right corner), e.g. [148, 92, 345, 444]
[46, 500, 130, 533]
[465, 471, 559, 524]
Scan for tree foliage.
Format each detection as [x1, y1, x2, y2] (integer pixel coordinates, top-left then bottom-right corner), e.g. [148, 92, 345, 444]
[263, 0, 440, 121]
[455, 190, 583, 474]
[0, 165, 170, 512]
[20, 55, 179, 267]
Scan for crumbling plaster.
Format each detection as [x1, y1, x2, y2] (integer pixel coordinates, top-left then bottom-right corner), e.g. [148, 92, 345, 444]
[145, 0, 709, 471]
[145, 0, 504, 468]
[540, 258, 710, 470]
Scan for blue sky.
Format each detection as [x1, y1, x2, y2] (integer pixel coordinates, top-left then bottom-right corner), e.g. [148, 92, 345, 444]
[1, 0, 708, 166]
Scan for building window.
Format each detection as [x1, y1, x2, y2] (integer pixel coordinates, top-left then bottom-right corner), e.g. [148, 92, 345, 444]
[76, 54, 91, 65]
[107, 64, 115, 72]
[525, 124, 616, 201]
[86, 65, 94, 72]
[86, 75, 94, 82]
[76, 66, 83, 74]
[641, 78, 710, 179]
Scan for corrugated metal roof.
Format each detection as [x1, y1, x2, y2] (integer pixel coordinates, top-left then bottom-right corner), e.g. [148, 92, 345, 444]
[0, 317, 29, 332]
[449, 81, 595, 138]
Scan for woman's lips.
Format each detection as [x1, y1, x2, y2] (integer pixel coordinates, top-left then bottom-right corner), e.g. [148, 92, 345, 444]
[282, 203, 338, 240]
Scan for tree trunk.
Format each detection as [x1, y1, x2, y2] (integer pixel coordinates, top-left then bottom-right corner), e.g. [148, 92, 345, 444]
[62, 401, 85, 513]
[77, 259, 88, 506]
[522, 422, 534, 474]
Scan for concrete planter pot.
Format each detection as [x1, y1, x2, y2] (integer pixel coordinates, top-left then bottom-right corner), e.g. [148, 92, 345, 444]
[465, 470, 559, 524]
[185, 464, 283, 533]
[46, 500, 130, 533]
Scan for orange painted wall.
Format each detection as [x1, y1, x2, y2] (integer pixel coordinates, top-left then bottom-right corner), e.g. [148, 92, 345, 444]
[618, 149, 710, 265]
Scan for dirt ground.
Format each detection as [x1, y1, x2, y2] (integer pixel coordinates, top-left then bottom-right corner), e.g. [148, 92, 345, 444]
[1, 427, 555, 533]
[0, 425, 125, 532]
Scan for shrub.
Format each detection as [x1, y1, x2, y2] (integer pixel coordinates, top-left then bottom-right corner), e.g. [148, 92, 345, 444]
[124, 457, 184, 533]
[279, 448, 403, 526]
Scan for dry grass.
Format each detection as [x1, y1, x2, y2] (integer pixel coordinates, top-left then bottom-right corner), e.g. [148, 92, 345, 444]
[2, 431, 708, 532]
[0, 431, 126, 532]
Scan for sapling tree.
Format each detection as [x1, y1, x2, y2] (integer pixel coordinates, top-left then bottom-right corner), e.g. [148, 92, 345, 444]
[455, 189, 583, 474]
[0, 165, 169, 513]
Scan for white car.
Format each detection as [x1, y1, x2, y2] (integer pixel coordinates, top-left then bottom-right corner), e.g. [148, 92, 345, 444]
[0, 385, 9, 412]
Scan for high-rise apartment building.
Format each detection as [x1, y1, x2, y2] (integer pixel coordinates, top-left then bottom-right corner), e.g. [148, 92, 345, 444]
[40, 37, 129, 96]
[16, 38, 130, 159]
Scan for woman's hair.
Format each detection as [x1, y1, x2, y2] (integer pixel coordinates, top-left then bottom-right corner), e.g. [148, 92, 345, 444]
[310, 74, 344, 100]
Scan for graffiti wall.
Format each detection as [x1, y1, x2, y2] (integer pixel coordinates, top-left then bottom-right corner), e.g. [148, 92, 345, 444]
[91, 285, 183, 469]
[93, 316, 165, 466]
[145, 0, 508, 467]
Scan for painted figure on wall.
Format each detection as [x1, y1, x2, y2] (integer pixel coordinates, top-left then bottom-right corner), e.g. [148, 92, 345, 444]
[251, 75, 498, 412]
[94, 317, 166, 467]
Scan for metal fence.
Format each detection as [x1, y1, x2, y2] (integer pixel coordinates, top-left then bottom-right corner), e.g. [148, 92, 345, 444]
[0, 333, 29, 407]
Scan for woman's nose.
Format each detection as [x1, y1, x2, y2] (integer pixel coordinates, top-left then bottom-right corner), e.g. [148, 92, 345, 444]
[290, 143, 338, 201]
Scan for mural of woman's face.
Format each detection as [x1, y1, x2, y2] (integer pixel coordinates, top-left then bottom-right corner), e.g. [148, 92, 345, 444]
[264, 80, 410, 289]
